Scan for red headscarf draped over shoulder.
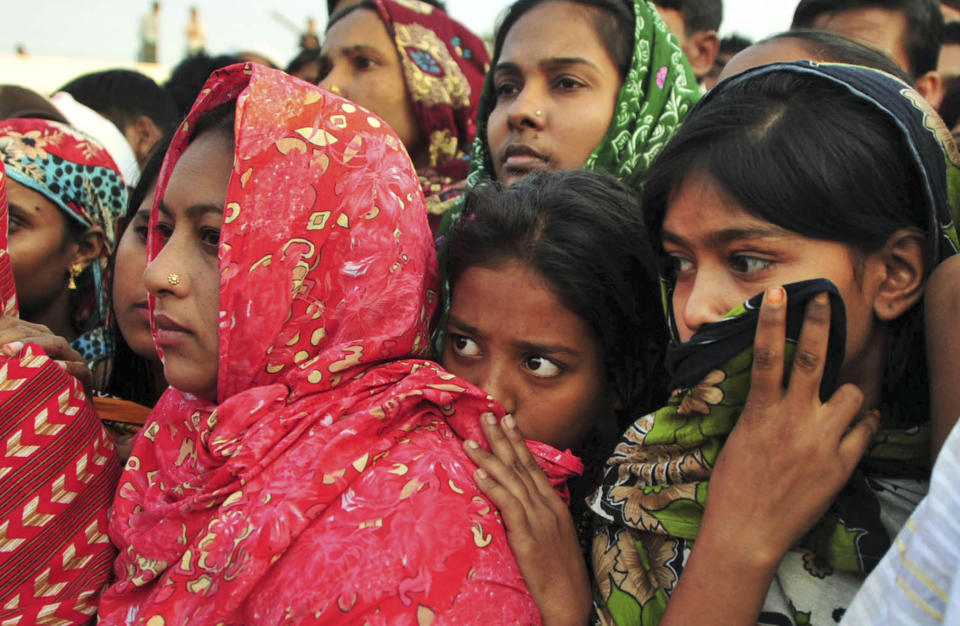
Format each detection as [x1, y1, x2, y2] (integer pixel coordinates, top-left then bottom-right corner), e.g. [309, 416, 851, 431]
[373, 0, 490, 222]
[98, 63, 579, 624]
[0, 165, 120, 623]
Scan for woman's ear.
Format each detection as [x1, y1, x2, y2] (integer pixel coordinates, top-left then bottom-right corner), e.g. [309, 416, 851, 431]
[71, 226, 106, 272]
[872, 228, 925, 322]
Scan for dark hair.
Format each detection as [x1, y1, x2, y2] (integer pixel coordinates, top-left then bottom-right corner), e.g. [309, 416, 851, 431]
[653, 0, 722, 34]
[286, 48, 323, 81]
[327, 1, 378, 31]
[945, 0, 960, 10]
[643, 68, 931, 426]
[164, 53, 244, 119]
[765, 28, 914, 83]
[791, 0, 943, 78]
[447, 170, 669, 429]
[492, 0, 635, 80]
[719, 34, 753, 55]
[58, 69, 178, 136]
[944, 20, 960, 44]
[326, 0, 446, 14]
[103, 140, 168, 405]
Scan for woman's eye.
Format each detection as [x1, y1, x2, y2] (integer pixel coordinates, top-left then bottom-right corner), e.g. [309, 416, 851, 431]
[134, 226, 149, 242]
[451, 334, 481, 357]
[494, 81, 519, 99]
[353, 55, 374, 71]
[153, 223, 173, 243]
[524, 355, 562, 378]
[666, 254, 693, 275]
[7, 214, 25, 232]
[555, 76, 584, 90]
[730, 255, 771, 275]
[200, 227, 221, 248]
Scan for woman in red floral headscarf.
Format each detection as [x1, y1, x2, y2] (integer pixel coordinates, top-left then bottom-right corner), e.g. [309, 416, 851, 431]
[0, 163, 120, 624]
[318, 0, 489, 231]
[96, 63, 579, 624]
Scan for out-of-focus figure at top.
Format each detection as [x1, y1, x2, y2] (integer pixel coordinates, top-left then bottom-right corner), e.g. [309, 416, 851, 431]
[185, 6, 207, 57]
[139, 2, 161, 63]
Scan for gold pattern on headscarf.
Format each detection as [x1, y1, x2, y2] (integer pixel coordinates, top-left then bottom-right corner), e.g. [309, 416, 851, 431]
[394, 23, 471, 109]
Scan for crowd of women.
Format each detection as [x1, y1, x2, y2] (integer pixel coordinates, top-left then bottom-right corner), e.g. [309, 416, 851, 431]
[2, 0, 959, 624]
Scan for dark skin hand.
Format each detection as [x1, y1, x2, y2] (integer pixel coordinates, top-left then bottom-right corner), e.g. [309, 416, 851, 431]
[464, 413, 592, 626]
[0, 316, 93, 394]
[660, 288, 880, 625]
[924, 254, 960, 461]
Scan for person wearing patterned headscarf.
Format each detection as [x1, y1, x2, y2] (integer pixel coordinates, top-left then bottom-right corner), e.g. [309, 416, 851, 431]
[591, 61, 960, 625]
[319, 0, 489, 231]
[0, 119, 128, 373]
[96, 63, 584, 624]
[0, 161, 121, 626]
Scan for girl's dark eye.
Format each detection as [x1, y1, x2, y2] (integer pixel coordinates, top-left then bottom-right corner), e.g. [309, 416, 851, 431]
[729, 255, 771, 275]
[495, 82, 519, 99]
[524, 355, 562, 378]
[134, 226, 149, 242]
[153, 223, 173, 244]
[451, 334, 481, 357]
[354, 56, 374, 71]
[555, 77, 583, 90]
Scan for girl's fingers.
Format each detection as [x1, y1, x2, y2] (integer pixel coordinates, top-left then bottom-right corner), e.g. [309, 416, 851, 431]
[500, 415, 556, 498]
[785, 292, 832, 402]
[472, 468, 533, 536]
[837, 410, 881, 475]
[822, 383, 865, 437]
[748, 287, 788, 410]
[463, 437, 532, 501]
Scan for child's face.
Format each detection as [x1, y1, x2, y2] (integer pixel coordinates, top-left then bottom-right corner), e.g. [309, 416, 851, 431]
[661, 172, 882, 376]
[443, 259, 609, 451]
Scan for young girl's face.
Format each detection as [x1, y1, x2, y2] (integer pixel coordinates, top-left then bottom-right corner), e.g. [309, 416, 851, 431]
[662, 172, 882, 375]
[486, 1, 622, 186]
[112, 186, 158, 361]
[143, 131, 232, 402]
[443, 259, 609, 451]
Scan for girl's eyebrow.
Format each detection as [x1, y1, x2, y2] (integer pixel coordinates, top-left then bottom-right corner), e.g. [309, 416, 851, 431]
[156, 200, 223, 220]
[662, 225, 792, 247]
[512, 339, 579, 356]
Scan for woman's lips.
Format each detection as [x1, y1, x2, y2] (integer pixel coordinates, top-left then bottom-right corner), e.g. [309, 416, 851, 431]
[501, 145, 549, 180]
[133, 302, 150, 322]
[153, 313, 192, 347]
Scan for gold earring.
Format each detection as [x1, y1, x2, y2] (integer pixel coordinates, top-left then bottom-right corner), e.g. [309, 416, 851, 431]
[167, 273, 181, 286]
[67, 263, 84, 290]
[330, 84, 342, 95]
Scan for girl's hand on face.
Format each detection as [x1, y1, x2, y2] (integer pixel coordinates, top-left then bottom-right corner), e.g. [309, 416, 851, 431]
[661, 288, 880, 626]
[0, 317, 93, 394]
[464, 414, 591, 626]
[703, 287, 880, 568]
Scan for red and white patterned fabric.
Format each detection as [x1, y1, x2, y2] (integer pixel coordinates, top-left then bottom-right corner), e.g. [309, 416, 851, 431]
[0, 163, 120, 625]
[98, 63, 581, 625]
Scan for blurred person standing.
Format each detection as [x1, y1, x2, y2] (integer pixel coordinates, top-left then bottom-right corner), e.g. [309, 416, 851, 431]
[653, 0, 723, 83]
[300, 17, 320, 50]
[185, 6, 206, 57]
[139, 2, 161, 63]
[792, 0, 945, 107]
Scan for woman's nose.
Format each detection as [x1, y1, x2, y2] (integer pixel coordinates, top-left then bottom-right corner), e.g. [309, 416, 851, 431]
[506, 86, 547, 132]
[318, 64, 348, 99]
[143, 237, 186, 297]
[475, 360, 517, 416]
[676, 274, 733, 342]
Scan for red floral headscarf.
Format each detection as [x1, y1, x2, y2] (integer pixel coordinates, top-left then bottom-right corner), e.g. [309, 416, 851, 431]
[0, 162, 120, 624]
[98, 63, 579, 624]
[372, 0, 490, 222]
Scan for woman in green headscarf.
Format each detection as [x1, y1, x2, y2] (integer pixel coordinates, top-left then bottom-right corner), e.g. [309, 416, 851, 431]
[435, 0, 700, 347]
[589, 61, 960, 625]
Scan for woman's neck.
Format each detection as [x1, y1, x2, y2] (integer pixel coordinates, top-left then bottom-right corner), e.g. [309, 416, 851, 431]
[27, 289, 77, 343]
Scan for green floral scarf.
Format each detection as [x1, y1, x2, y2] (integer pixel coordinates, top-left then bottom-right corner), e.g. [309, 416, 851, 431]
[589, 62, 960, 626]
[434, 0, 700, 353]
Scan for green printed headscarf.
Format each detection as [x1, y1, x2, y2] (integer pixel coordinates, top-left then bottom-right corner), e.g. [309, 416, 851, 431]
[589, 62, 960, 626]
[434, 0, 701, 353]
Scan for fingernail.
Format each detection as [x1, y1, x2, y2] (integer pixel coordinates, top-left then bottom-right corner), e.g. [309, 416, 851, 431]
[2, 341, 23, 356]
[0, 343, 14, 356]
[766, 287, 784, 306]
[503, 414, 517, 429]
[814, 292, 829, 305]
[464, 439, 479, 450]
[56, 361, 67, 370]
[475, 468, 488, 480]
[483, 413, 497, 425]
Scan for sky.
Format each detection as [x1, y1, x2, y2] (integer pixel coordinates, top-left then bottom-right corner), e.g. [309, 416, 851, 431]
[0, 0, 798, 69]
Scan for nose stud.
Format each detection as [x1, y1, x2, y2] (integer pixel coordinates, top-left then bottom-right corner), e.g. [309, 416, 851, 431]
[167, 273, 181, 286]
[330, 84, 342, 95]
[534, 110, 543, 117]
